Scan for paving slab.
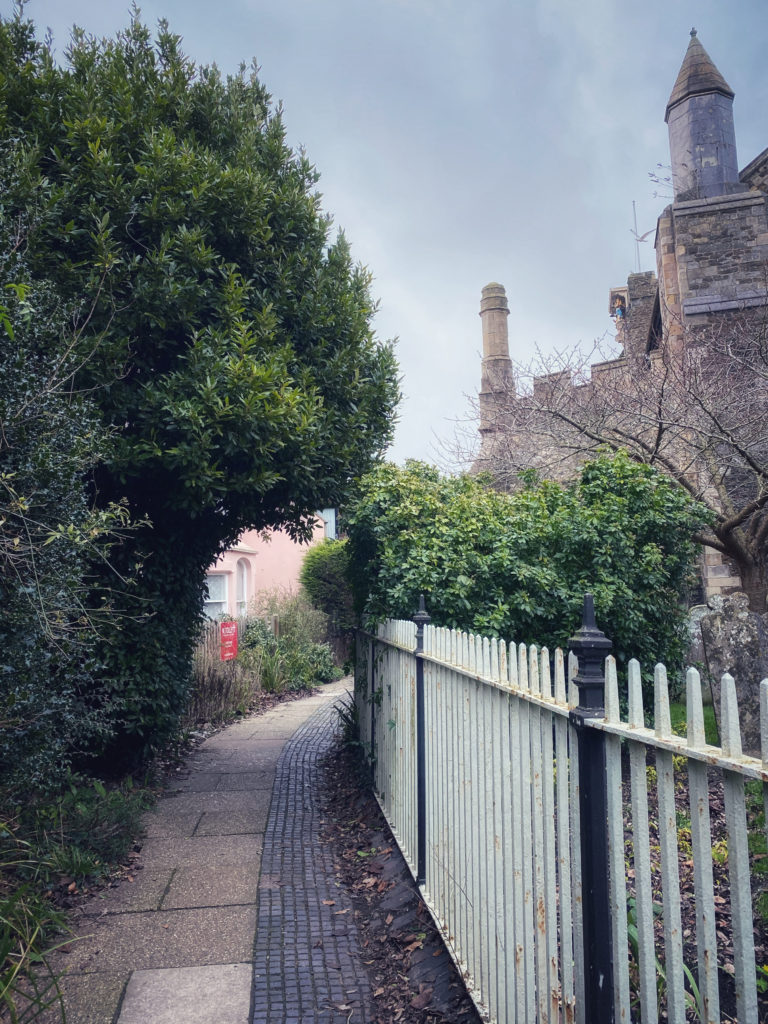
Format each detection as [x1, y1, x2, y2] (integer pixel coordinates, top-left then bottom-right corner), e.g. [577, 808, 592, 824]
[119, 963, 252, 1024]
[195, 808, 266, 835]
[215, 770, 281, 792]
[155, 789, 274, 815]
[144, 809, 203, 838]
[137, 833, 263, 869]
[38, 971, 129, 1024]
[201, 736, 289, 755]
[167, 771, 222, 793]
[160, 865, 260, 909]
[76, 867, 174, 915]
[61, 906, 258, 973]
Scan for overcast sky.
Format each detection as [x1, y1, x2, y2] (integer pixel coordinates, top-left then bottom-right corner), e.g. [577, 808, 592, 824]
[7, 0, 768, 466]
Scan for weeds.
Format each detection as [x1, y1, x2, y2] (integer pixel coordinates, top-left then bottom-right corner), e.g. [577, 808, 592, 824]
[0, 822, 68, 1023]
[335, 696, 360, 746]
[240, 591, 342, 694]
[626, 896, 704, 1021]
[183, 617, 260, 728]
[1, 772, 156, 1021]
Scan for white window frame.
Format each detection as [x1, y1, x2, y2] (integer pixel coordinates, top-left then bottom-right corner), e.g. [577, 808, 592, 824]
[236, 558, 249, 616]
[204, 573, 228, 619]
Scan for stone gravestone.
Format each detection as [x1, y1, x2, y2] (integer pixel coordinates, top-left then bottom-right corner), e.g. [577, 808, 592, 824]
[699, 592, 767, 758]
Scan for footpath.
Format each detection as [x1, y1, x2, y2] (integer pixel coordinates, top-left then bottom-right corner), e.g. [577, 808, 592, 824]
[43, 679, 375, 1024]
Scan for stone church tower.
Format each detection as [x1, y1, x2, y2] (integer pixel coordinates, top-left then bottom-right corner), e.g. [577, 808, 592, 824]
[607, 29, 768, 360]
[477, 30, 768, 598]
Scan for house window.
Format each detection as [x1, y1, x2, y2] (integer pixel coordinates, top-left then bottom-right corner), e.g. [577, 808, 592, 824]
[204, 573, 228, 619]
[320, 508, 337, 539]
[236, 559, 249, 616]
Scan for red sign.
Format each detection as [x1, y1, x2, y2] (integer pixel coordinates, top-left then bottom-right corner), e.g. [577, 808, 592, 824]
[220, 621, 238, 661]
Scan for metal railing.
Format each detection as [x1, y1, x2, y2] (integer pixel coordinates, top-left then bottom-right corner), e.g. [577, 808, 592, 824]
[355, 598, 767, 1024]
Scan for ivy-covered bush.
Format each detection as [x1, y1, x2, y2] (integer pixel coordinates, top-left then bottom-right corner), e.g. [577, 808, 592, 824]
[0, 228, 131, 792]
[345, 454, 711, 690]
[0, 9, 399, 764]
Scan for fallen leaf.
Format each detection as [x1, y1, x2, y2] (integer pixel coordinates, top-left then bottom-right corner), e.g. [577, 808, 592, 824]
[322, 900, 336, 906]
[411, 985, 433, 1009]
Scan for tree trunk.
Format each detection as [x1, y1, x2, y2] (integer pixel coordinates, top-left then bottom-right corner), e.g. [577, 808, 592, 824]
[724, 548, 765, 610]
[737, 559, 768, 613]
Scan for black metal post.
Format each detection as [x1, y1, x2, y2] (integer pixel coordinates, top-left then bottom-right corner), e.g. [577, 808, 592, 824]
[568, 594, 615, 1024]
[413, 594, 431, 887]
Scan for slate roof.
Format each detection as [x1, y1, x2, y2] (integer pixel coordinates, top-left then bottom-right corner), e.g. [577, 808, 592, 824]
[665, 29, 734, 123]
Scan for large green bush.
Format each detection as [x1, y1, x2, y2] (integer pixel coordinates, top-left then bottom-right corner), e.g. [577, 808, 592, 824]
[300, 540, 355, 628]
[345, 454, 711, 682]
[0, 220, 132, 792]
[0, 10, 399, 761]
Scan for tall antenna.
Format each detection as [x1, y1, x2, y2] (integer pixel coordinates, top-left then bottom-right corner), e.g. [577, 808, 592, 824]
[633, 200, 641, 272]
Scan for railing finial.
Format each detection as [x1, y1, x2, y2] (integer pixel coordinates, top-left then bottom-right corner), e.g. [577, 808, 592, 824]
[413, 593, 431, 627]
[568, 592, 612, 715]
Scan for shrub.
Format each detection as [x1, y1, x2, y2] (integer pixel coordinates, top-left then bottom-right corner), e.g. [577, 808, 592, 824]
[300, 539, 356, 663]
[300, 539, 356, 631]
[240, 592, 341, 692]
[251, 589, 329, 646]
[0, 8, 399, 767]
[346, 453, 710, 699]
[0, 225, 132, 795]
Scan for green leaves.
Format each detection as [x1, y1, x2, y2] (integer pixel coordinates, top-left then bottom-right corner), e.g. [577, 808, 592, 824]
[346, 453, 710, 691]
[0, 6, 400, 763]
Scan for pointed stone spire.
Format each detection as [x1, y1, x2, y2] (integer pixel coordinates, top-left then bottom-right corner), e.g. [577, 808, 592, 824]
[665, 29, 734, 122]
[665, 30, 743, 200]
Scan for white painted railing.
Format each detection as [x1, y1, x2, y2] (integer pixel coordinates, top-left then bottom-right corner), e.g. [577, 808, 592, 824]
[599, 658, 767, 1024]
[356, 617, 768, 1024]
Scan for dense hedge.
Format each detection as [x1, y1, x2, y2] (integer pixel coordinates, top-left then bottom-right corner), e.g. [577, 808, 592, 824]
[300, 539, 356, 634]
[345, 454, 711, 687]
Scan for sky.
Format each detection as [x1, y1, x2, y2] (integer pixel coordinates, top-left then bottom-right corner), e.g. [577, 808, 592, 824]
[6, 0, 768, 466]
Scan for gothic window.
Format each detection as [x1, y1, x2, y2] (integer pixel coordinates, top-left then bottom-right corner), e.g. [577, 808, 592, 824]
[236, 558, 250, 616]
[647, 292, 662, 352]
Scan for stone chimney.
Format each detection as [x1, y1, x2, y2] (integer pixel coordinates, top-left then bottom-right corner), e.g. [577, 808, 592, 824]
[479, 282, 513, 437]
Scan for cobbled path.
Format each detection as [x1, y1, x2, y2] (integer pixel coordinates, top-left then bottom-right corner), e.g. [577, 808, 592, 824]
[252, 700, 373, 1024]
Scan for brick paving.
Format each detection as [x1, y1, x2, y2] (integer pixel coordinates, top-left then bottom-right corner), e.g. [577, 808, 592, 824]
[252, 699, 373, 1024]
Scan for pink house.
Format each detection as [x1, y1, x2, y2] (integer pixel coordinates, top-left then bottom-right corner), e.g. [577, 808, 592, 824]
[203, 510, 336, 618]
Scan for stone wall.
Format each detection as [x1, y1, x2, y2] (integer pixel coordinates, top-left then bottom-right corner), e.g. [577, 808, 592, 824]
[668, 192, 768, 321]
